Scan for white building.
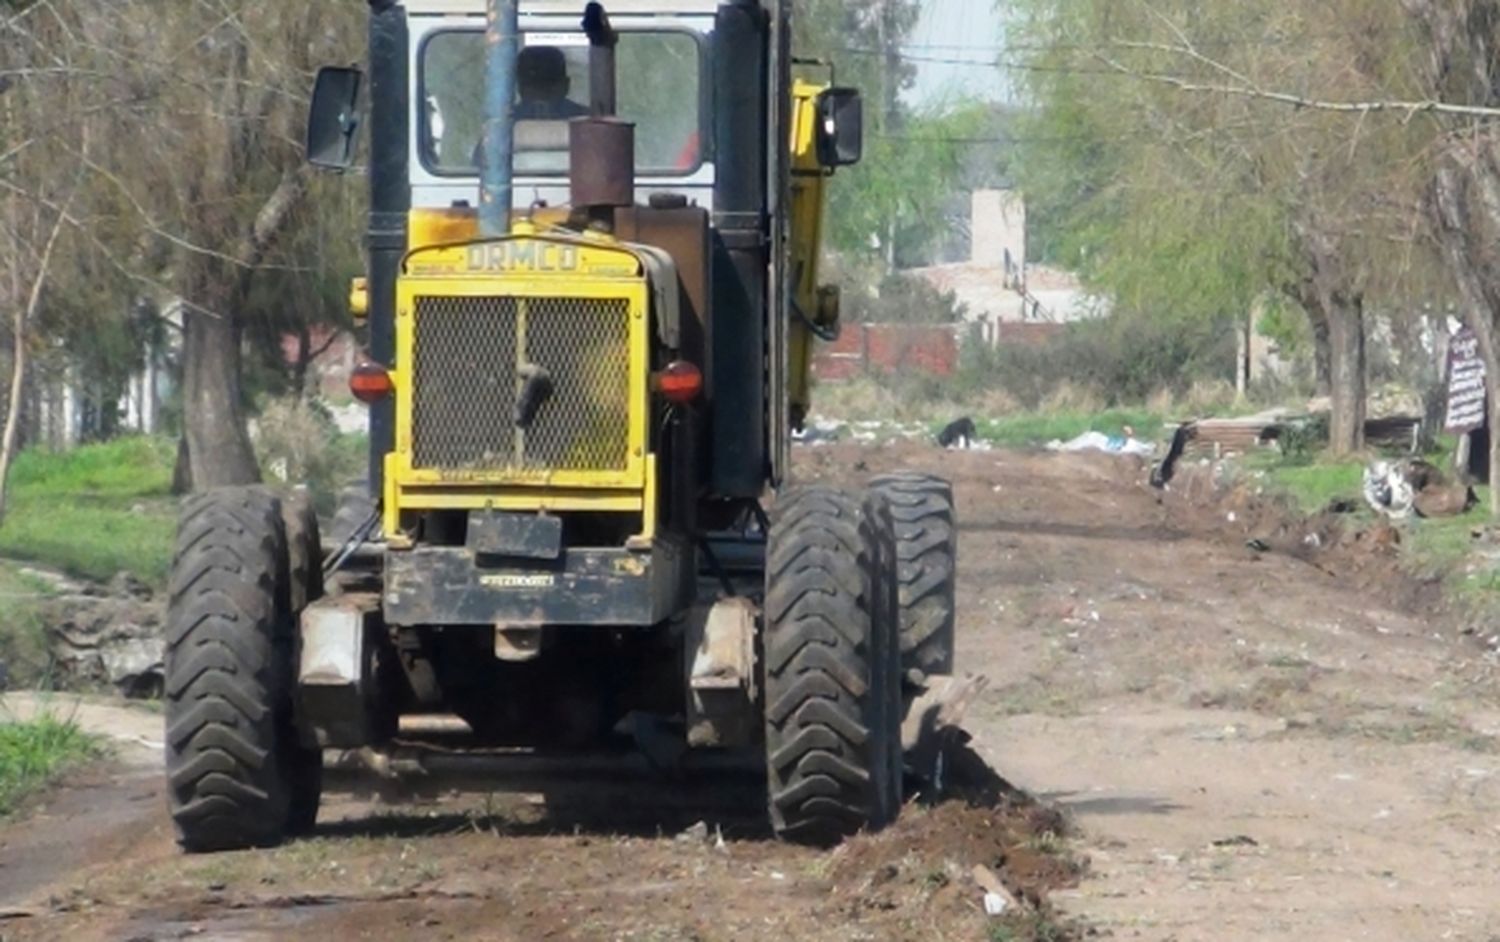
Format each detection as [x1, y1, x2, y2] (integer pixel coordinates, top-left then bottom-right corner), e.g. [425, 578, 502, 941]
[908, 189, 1106, 340]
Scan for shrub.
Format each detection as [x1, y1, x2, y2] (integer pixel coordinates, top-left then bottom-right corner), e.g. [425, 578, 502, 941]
[838, 269, 968, 325]
[957, 310, 1238, 409]
[0, 711, 99, 814]
[253, 398, 367, 515]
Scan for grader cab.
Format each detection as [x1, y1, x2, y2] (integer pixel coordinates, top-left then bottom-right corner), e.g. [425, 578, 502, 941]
[163, 0, 960, 851]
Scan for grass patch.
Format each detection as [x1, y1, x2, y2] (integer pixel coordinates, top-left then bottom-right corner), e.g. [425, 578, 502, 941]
[973, 410, 1164, 448]
[0, 437, 176, 586]
[0, 711, 100, 814]
[1405, 498, 1499, 602]
[989, 911, 1077, 942]
[1258, 458, 1365, 515]
[1406, 501, 1488, 574]
[1246, 449, 1500, 612]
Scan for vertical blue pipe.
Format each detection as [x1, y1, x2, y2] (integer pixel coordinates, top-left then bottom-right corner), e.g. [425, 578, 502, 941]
[480, 0, 520, 238]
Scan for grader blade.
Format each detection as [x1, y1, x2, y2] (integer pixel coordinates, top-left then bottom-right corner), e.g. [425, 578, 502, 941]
[901, 674, 989, 783]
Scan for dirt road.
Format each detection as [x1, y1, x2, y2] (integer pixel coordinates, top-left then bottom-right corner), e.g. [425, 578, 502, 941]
[6, 444, 1500, 940]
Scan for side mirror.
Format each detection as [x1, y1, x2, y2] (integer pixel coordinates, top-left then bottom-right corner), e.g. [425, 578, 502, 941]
[815, 87, 863, 168]
[306, 66, 363, 170]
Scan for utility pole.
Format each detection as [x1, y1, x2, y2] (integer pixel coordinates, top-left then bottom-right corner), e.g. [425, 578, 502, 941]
[877, 0, 896, 270]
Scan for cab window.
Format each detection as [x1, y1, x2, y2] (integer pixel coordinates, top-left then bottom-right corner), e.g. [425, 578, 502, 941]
[421, 30, 703, 176]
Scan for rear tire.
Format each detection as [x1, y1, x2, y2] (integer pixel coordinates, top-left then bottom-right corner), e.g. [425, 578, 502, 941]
[871, 472, 957, 678]
[164, 487, 310, 852]
[763, 487, 902, 845]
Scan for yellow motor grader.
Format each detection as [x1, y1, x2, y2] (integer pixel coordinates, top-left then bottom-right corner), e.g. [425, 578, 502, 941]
[162, 0, 960, 851]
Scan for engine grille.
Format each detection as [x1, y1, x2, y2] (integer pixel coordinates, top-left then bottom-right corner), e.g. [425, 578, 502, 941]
[410, 295, 632, 473]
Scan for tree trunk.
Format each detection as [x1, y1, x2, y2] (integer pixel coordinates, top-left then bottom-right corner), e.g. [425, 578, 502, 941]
[293, 322, 311, 401]
[171, 435, 193, 496]
[0, 205, 68, 526]
[181, 301, 260, 489]
[1325, 296, 1366, 456]
[175, 171, 306, 491]
[0, 314, 27, 527]
[1429, 163, 1500, 515]
[1309, 309, 1333, 397]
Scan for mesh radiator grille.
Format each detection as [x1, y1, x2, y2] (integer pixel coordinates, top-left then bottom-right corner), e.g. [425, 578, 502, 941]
[410, 295, 632, 473]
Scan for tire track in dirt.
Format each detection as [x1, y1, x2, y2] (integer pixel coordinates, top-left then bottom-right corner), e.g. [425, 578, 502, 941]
[0, 453, 1081, 941]
[803, 443, 1500, 941]
[16, 442, 1494, 940]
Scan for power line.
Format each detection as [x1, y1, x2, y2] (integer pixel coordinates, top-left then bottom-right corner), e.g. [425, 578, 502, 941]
[835, 25, 1411, 67]
[872, 123, 1291, 146]
[893, 26, 1403, 54]
[838, 47, 1123, 74]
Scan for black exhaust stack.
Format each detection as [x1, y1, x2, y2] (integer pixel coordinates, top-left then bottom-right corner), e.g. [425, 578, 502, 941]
[365, 0, 409, 497]
[710, 0, 768, 498]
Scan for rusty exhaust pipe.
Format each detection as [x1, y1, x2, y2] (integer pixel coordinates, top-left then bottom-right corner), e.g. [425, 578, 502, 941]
[572, 2, 634, 231]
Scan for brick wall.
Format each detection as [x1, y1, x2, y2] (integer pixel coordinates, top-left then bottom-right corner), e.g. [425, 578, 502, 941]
[812, 324, 961, 380]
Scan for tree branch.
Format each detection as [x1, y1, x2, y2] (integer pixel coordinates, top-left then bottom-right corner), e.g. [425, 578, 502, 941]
[1088, 48, 1500, 119]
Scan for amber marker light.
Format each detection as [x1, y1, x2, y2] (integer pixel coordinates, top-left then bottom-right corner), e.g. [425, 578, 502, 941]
[653, 360, 703, 404]
[350, 362, 394, 403]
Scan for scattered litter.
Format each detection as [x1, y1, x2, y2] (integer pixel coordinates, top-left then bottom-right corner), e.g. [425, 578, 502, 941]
[1226, 511, 1237, 523]
[1212, 835, 1259, 848]
[769, 871, 786, 881]
[1363, 460, 1417, 519]
[675, 820, 709, 844]
[1363, 458, 1477, 520]
[1246, 538, 1270, 553]
[1046, 430, 1155, 458]
[972, 865, 1014, 917]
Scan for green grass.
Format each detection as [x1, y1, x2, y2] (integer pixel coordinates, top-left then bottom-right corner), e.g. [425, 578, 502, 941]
[971, 410, 1165, 448]
[0, 437, 176, 585]
[1258, 459, 1366, 515]
[1404, 497, 1497, 601]
[989, 912, 1076, 942]
[0, 711, 100, 814]
[1248, 450, 1500, 609]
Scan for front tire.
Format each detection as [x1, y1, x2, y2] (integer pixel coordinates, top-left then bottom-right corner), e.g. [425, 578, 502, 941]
[763, 487, 902, 845]
[164, 487, 310, 852]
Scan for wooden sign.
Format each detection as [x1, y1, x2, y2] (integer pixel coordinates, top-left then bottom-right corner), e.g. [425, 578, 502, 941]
[1445, 327, 1488, 434]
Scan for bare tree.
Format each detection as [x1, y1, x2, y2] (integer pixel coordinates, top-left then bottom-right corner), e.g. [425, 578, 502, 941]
[1, 1, 363, 490]
[1400, 0, 1500, 509]
[0, 197, 68, 524]
[1010, 0, 1443, 454]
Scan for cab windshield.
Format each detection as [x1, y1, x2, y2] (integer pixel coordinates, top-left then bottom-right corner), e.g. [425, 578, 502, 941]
[421, 30, 703, 176]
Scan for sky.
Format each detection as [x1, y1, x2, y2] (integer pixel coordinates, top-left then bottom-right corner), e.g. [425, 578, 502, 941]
[904, 0, 1008, 107]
